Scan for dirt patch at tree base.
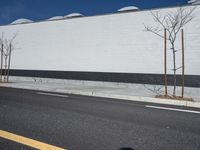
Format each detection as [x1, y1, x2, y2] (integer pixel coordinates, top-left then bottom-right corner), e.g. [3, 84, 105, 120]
[155, 95, 193, 101]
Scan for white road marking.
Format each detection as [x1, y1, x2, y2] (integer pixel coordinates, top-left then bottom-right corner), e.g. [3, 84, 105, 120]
[146, 105, 200, 114]
[36, 92, 69, 98]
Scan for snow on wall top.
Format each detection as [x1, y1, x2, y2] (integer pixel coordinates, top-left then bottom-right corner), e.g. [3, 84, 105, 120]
[64, 13, 84, 18]
[118, 6, 139, 12]
[10, 18, 33, 25]
[47, 16, 64, 21]
[188, 0, 200, 4]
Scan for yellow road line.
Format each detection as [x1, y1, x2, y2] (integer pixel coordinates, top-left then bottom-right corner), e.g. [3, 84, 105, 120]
[0, 130, 66, 150]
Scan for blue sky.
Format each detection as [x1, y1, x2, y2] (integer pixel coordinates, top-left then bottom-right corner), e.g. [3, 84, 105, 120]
[0, 0, 189, 25]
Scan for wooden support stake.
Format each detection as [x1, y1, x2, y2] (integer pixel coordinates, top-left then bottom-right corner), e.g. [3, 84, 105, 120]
[0, 44, 3, 82]
[181, 29, 185, 98]
[7, 43, 12, 83]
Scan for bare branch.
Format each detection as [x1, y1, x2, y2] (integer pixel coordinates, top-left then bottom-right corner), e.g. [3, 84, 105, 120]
[144, 24, 166, 39]
[144, 84, 164, 95]
[170, 66, 183, 71]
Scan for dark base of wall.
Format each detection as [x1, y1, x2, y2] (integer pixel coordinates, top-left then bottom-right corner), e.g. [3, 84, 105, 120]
[6, 69, 200, 87]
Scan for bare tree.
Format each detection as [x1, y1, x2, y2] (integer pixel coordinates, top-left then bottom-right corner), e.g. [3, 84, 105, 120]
[0, 33, 4, 82]
[144, 6, 196, 97]
[0, 33, 17, 83]
[4, 34, 17, 82]
[0, 45, 3, 82]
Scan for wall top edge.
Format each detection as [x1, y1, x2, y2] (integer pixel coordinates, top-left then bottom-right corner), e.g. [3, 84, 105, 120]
[0, 4, 199, 27]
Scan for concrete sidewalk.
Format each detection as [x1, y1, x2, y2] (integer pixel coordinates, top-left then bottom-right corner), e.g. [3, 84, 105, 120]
[0, 76, 200, 108]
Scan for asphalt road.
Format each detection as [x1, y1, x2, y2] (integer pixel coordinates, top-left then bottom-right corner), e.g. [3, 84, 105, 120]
[0, 87, 200, 150]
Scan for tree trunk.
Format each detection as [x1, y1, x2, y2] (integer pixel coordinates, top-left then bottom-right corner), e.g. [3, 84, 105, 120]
[164, 29, 168, 96]
[4, 56, 7, 82]
[172, 43, 176, 96]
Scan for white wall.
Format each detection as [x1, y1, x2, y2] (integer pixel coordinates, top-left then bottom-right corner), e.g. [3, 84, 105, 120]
[0, 5, 199, 75]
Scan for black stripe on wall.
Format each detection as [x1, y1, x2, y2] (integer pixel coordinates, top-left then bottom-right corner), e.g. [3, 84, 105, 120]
[6, 69, 200, 87]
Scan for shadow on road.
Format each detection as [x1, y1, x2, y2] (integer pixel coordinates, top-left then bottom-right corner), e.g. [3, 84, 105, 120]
[119, 147, 134, 150]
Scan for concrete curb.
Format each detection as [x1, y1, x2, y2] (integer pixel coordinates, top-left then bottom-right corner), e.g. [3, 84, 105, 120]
[1, 83, 200, 109]
[57, 89, 200, 108]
